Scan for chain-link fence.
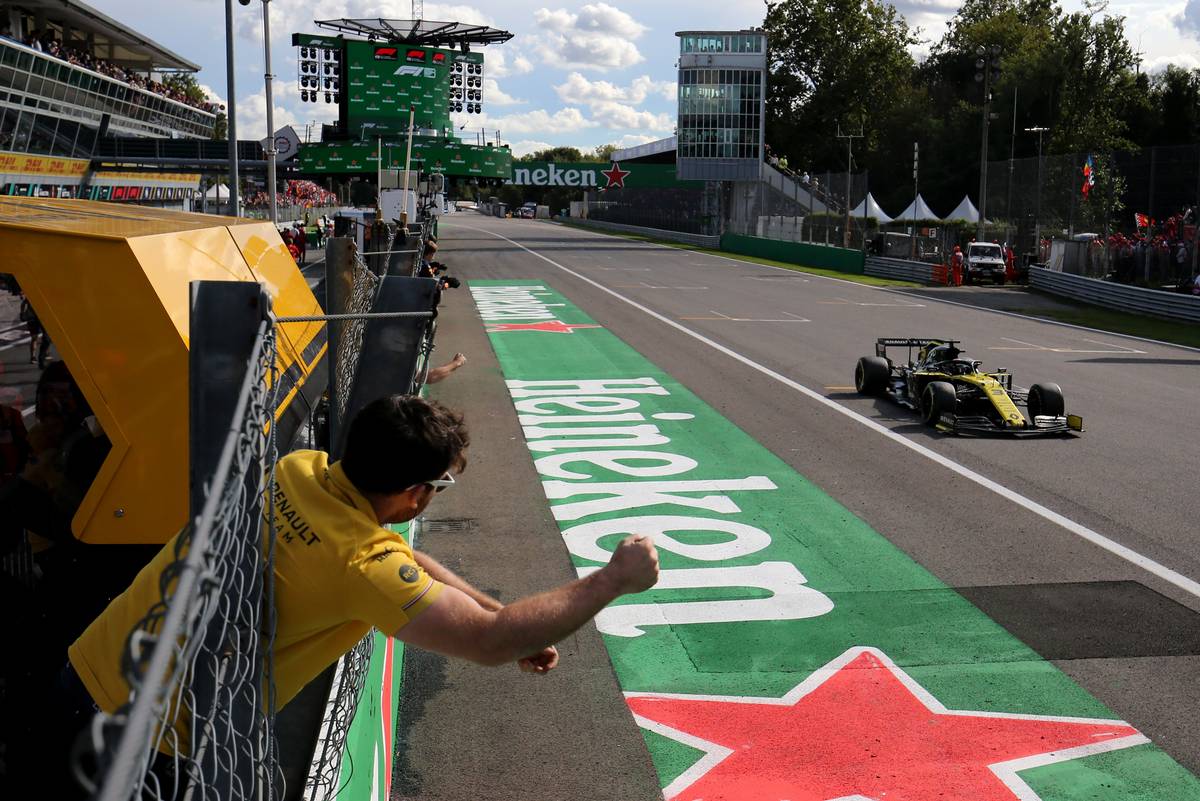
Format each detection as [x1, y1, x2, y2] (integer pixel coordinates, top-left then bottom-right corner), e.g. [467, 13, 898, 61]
[84, 317, 282, 801]
[332, 251, 381, 424]
[583, 187, 711, 235]
[985, 144, 1199, 284]
[302, 635, 375, 801]
[724, 168, 876, 250]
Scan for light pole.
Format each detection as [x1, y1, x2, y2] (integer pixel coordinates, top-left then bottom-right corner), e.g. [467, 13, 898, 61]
[974, 44, 1001, 241]
[258, 0, 278, 224]
[224, 0, 240, 216]
[1025, 125, 1047, 260]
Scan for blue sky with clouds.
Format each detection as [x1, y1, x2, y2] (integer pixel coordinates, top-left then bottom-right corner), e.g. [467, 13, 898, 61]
[88, 0, 1200, 157]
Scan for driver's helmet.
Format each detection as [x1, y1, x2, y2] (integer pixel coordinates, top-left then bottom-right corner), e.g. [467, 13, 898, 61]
[924, 344, 961, 366]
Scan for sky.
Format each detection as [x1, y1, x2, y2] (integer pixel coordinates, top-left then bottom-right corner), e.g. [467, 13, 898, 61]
[87, 0, 1200, 158]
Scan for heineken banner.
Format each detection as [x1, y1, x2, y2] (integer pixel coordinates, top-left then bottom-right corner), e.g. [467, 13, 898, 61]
[469, 278, 1200, 801]
[298, 138, 512, 179]
[508, 161, 699, 190]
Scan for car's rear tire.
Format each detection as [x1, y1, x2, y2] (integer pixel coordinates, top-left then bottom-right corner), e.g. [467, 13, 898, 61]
[1028, 382, 1065, 417]
[855, 356, 890, 395]
[921, 381, 956, 426]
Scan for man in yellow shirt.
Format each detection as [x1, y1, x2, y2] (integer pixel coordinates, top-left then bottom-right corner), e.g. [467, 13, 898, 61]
[61, 395, 659, 778]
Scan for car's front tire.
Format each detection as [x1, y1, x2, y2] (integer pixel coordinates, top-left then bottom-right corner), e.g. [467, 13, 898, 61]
[1028, 382, 1065, 417]
[855, 356, 890, 395]
[921, 381, 956, 426]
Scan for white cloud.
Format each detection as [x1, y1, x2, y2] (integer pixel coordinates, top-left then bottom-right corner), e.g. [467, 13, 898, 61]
[453, 106, 595, 136]
[611, 133, 660, 147]
[483, 78, 524, 106]
[550, 72, 675, 134]
[587, 101, 673, 132]
[509, 139, 554, 157]
[533, 3, 647, 69]
[236, 78, 338, 140]
[1176, 0, 1200, 38]
[1145, 50, 1200, 70]
[555, 72, 675, 105]
[486, 49, 535, 78]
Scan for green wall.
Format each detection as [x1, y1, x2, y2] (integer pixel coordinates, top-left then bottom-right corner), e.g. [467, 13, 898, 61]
[720, 233, 865, 274]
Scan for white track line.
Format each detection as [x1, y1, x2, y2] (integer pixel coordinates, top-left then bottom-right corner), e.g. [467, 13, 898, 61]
[542, 219, 1200, 354]
[456, 223, 1200, 602]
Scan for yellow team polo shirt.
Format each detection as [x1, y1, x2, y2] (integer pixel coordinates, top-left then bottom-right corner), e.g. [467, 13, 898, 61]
[69, 449, 444, 719]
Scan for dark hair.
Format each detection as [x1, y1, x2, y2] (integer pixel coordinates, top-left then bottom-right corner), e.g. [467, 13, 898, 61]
[341, 395, 469, 495]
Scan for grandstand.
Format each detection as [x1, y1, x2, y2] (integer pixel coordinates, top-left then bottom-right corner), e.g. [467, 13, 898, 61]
[0, 0, 216, 204]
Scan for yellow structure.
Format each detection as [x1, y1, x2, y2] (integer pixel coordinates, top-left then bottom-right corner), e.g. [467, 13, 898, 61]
[0, 197, 326, 545]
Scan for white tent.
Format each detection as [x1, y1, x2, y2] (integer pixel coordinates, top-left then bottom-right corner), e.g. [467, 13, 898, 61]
[894, 194, 942, 222]
[850, 192, 893, 224]
[204, 183, 230, 199]
[944, 195, 980, 223]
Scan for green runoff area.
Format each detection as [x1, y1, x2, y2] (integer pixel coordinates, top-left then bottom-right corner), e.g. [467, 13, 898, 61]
[470, 279, 1200, 801]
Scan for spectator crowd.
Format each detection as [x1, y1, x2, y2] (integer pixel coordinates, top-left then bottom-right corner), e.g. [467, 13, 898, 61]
[245, 180, 338, 210]
[0, 26, 223, 115]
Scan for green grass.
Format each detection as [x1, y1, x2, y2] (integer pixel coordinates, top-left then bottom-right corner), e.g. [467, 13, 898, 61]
[556, 220, 920, 287]
[1010, 294, 1200, 349]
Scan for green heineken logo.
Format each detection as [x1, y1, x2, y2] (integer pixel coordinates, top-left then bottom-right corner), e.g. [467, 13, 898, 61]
[468, 278, 1199, 801]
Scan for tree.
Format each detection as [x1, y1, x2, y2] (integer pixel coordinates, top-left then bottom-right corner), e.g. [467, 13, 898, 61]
[163, 73, 209, 105]
[519, 146, 585, 163]
[764, 0, 917, 170]
[591, 143, 618, 162]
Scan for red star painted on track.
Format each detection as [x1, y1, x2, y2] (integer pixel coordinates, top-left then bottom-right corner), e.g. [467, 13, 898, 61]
[486, 320, 602, 334]
[626, 647, 1146, 801]
[602, 161, 631, 190]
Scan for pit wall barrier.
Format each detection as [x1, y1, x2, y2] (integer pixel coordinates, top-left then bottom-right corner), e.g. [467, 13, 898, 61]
[1029, 267, 1200, 322]
[719, 233, 865, 274]
[567, 217, 720, 248]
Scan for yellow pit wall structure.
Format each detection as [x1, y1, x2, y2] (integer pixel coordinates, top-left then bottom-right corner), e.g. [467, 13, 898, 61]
[0, 197, 326, 545]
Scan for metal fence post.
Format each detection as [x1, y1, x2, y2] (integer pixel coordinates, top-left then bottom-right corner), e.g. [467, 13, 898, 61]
[188, 280, 272, 800]
[325, 237, 357, 457]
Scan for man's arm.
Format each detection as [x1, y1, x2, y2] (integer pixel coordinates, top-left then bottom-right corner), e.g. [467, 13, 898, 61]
[414, 549, 502, 611]
[425, 353, 467, 385]
[394, 535, 657, 667]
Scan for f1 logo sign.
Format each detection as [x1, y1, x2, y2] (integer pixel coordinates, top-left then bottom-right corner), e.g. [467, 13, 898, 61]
[394, 65, 436, 78]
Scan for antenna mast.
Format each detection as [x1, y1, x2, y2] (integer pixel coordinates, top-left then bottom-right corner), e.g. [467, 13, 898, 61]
[412, 0, 424, 21]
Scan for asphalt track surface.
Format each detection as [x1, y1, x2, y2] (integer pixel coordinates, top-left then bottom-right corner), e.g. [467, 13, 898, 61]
[392, 214, 1200, 796]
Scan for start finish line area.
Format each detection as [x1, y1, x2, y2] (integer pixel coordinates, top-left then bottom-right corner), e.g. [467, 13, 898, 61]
[467, 279, 1200, 801]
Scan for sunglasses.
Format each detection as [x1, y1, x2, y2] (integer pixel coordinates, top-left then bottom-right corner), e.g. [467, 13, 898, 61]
[423, 472, 456, 493]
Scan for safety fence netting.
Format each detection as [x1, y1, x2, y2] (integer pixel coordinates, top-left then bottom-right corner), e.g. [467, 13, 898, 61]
[82, 321, 283, 801]
[81, 224, 438, 798]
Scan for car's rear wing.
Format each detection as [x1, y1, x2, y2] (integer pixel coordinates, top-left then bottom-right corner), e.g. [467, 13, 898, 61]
[874, 338, 960, 358]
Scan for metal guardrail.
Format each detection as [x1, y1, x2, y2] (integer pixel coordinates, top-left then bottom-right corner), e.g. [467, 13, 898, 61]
[1030, 267, 1200, 322]
[865, 256, 935, 284]
[568, 217, 721, 248]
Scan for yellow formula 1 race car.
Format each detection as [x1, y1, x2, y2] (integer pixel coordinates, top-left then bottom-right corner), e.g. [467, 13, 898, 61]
[854, 338, 1084, 436]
